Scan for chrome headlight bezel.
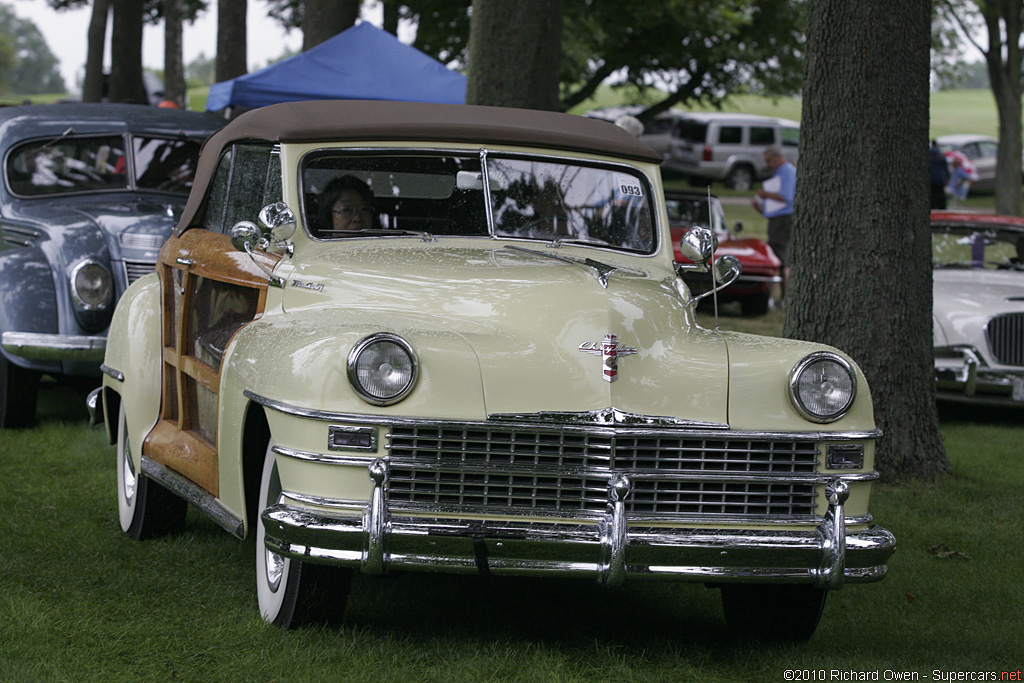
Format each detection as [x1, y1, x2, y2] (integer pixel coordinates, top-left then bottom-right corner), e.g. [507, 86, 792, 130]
[347, 333, 418, 406]
[69, 259, 114, 311]
[788, 351, 857, 424]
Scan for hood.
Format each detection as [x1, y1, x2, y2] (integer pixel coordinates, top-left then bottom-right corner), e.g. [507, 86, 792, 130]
[933, 268, 1024, 348]
[278, 241, 730, 424]
[7, 193, 184, 267]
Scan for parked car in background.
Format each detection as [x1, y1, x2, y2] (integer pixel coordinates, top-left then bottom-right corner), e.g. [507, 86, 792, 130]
[97, 100, 892, 639]
[664, 112, 800, 190]
[666, 189, 781, 316]
[935, 134, 998, 193]
[584, 106, 686, 160]
[0, 103, 224, 427]
[932, 211, 1024, 406]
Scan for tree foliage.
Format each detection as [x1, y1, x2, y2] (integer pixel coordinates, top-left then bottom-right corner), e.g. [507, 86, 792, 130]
[404, 0, 805, 117]
[0, 2, 66, 95]
[784, 0, 949, 481]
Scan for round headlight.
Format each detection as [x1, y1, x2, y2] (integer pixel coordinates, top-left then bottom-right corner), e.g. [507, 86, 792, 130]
[347, 333, 417, 405]
[70, 260, 113, 310]
[789, 352, 857, 423]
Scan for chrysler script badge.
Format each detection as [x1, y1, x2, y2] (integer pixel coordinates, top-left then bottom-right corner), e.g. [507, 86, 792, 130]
[578, 334, 638, 382]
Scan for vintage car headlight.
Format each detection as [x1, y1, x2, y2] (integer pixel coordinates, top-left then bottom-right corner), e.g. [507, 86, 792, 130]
[70, 259, 114, 310]
[789, 352, 857, 423]
[347, 333, 418, 405]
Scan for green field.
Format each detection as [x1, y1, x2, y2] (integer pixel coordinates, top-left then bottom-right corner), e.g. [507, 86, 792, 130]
[1, 383, 1021, 681]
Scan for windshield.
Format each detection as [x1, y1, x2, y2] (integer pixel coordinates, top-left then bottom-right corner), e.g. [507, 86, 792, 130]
[665, 194, 725, 235]
[6, 134, 202, 197]
[301, 151, 656, 254]
[932, 225, 1024, 270]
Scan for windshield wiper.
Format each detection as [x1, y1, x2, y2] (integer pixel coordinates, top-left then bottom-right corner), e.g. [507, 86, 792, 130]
[324, 228, 435, 242]
[504, 245, 619, 288]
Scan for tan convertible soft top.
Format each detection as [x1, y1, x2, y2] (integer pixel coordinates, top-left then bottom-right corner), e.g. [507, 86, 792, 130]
[177, 99, 662, 232]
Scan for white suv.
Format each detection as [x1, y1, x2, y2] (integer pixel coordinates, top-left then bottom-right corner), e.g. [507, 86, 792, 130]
[664, 112, 800, 190]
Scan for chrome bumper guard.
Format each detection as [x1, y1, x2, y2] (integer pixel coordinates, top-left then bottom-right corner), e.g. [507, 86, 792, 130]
[262, 459, 895, 590]
[1, 331, 106, 362]
[934, 345, 1024, 403]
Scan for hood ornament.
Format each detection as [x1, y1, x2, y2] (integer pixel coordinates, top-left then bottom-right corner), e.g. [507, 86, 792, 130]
[579, 334, 637, 382]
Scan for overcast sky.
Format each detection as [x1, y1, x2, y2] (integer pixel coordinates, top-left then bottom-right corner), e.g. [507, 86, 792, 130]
[8, 0, 382, 92]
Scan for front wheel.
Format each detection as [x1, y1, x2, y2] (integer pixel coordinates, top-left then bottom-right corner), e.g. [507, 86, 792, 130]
[256, 441, 352, 629]
[720, 584, 828, 641]
[117, 402, 187, 539]
[726, 166, 755, 192]
[0, 355, 39, 428]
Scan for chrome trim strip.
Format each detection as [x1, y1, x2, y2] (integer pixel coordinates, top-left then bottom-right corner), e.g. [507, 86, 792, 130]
[735, 274, 784, 283]
[2, 331, 106, 361]
[245, 389, 882, 441]
[278, 492, 877, 527]
[273, 444, 378, 465]
[488, 407, 717, 428]
[100, 363, 125, 382]
[141, 455, 245, 539]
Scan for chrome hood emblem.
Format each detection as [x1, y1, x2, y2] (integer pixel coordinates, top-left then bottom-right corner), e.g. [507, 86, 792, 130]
[578, 334, 638, 383]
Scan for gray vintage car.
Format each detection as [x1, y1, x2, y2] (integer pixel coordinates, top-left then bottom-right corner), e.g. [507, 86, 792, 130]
[0, 103, 223, 427]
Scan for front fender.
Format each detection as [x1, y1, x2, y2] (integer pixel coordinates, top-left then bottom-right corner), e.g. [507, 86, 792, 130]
[0, 247, 59, 371]
[214, 308, 487, 525]
[101, 272, 163, 467]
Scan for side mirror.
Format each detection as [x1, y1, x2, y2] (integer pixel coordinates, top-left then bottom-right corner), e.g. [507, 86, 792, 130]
[258, 201, 297, 243]
[230, 220, 283, 288]
[692, 255, 742, 306]
[678, 225, 717, 271]
[230, 221, 264, 253]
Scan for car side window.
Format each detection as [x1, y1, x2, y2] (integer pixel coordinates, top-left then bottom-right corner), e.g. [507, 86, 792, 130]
[781, 126, 799, 148]
[749, 126, 775, 146]
[977, 141, 998, 158]
[718, 126, 742, 144]
[198, 143, 282, 235]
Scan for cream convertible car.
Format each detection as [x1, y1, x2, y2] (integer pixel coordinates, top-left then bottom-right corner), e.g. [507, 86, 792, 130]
[94, 101, 893, 639]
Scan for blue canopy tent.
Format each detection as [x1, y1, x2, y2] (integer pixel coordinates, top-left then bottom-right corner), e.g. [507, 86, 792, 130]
[206, 23, 466, 111]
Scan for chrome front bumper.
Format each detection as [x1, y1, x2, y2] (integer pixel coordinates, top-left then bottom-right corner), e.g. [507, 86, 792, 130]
[934, 345, 1024, 405]
[1, 331, 106, 362]
[262, 459, 895, 590]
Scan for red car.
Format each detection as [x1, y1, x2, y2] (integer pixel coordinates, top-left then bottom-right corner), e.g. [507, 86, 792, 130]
[667, 189, 782, 316]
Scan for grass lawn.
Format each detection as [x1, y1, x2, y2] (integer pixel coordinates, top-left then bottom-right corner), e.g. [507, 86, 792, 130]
[1, 376, 1021, 681]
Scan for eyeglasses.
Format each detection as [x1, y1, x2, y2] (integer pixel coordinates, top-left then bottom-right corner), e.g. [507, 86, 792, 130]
[333, 205, 373, 218]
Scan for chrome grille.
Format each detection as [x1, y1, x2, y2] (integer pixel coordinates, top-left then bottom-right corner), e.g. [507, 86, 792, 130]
[387, 425, 820, 519]
[124, 260, 157, 284]
[988, 313, 1024, 366]
[120, 233, 165, 250]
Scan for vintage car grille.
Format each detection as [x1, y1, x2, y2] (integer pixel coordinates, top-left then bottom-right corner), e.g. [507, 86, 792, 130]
[386, 425, 820, 519]
[987, 313, 1024, 366]
[124, 259, 157, 284]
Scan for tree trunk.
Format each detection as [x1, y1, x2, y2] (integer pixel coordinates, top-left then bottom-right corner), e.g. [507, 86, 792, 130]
[466, 0, 563, 111]
[783, 0, 949, 480]
[216, 0, 247, 83]
[303, 0, 359, 50]
[82, 0, 109, 103]
[981, 6, 1024, 216]
[108, 0, 147, 104]
[164, 0, 186, 107]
